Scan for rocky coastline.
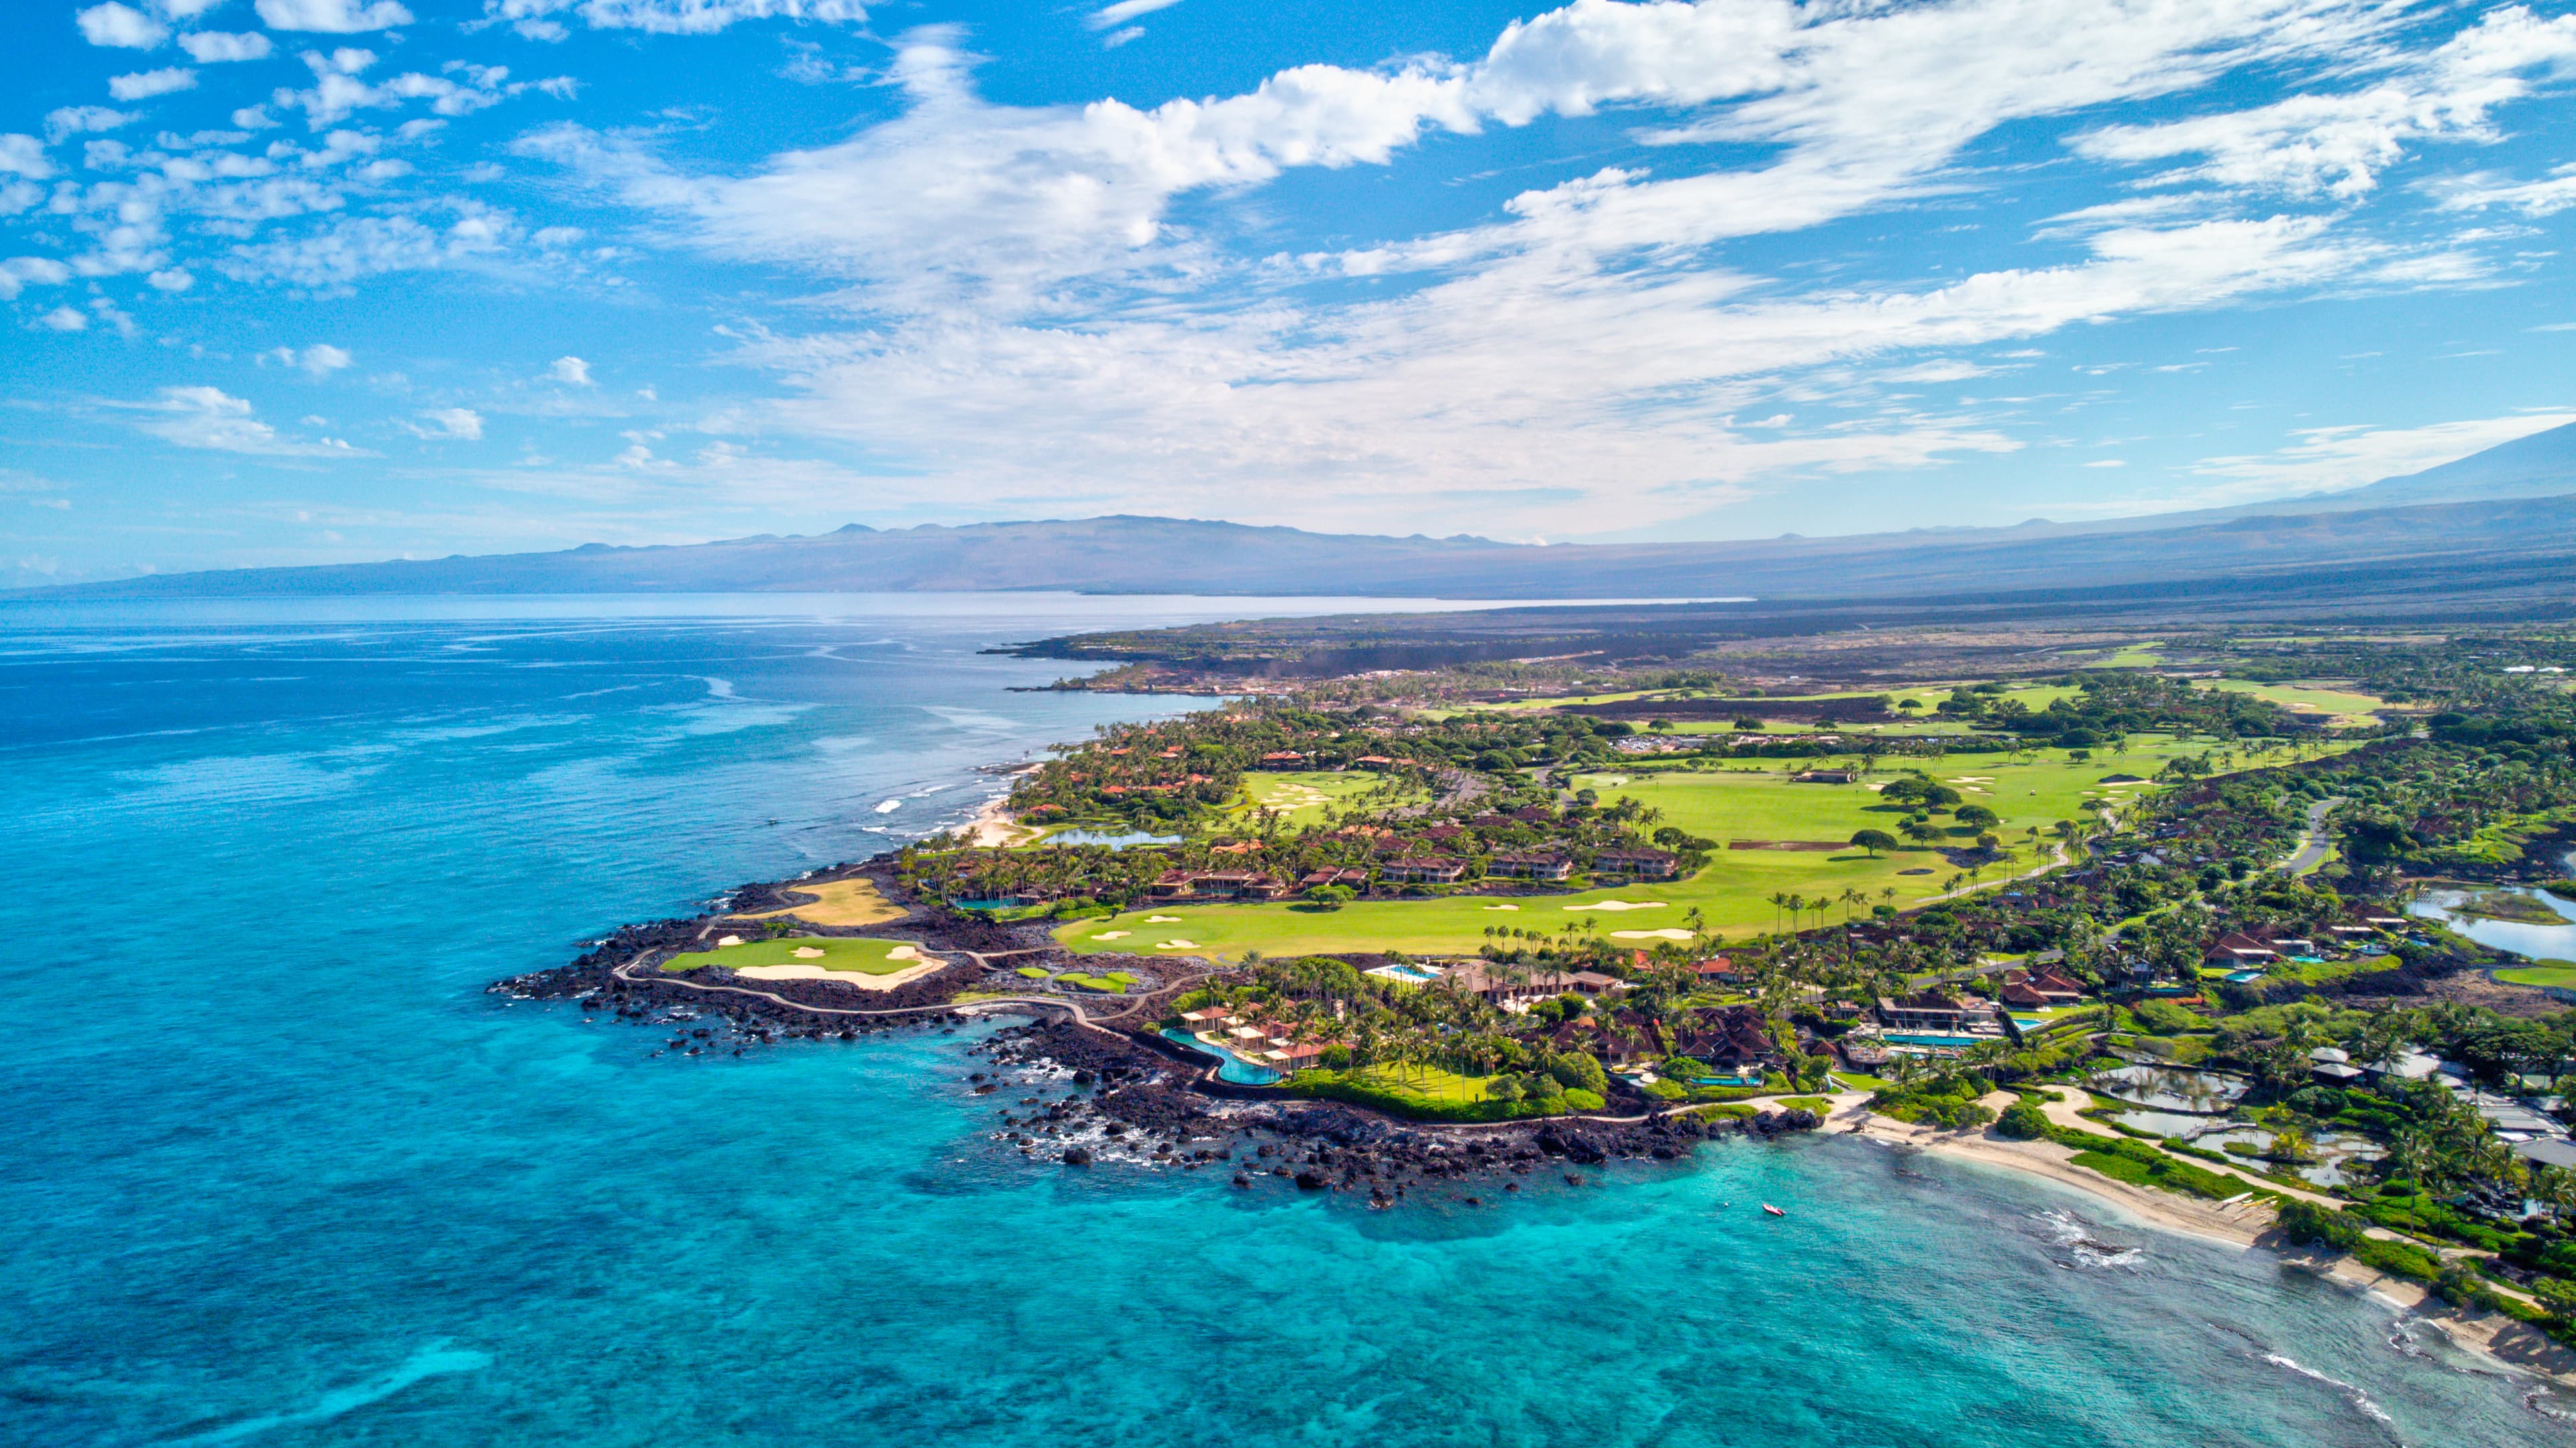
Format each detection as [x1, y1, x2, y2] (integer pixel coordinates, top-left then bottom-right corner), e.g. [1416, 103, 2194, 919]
[490, 854, 1822, 1197]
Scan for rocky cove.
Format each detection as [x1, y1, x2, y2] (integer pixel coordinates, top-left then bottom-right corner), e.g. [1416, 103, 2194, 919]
[489, 858, 1823, 1201]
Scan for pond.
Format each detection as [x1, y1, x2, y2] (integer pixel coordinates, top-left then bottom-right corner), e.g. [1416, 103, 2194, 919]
[1046, 829, 1185, 849]
[2410, 883, 2576, 964]
[2088, 1064, 2250, 1114]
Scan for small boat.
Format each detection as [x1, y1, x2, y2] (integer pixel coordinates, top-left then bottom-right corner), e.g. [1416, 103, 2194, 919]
[1762, 1203, 1786, 1217]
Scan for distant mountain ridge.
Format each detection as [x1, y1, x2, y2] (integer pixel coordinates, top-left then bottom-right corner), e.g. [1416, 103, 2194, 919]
[20, 421, 2576, 603]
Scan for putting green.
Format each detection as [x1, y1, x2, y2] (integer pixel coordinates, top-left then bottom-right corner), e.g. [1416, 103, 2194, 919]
[661, 935, 934, 974]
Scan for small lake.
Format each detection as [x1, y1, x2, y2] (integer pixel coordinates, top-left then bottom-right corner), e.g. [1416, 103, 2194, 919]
[2410, 883, 2576, 964]
[2090, 1064, 2249, 1114]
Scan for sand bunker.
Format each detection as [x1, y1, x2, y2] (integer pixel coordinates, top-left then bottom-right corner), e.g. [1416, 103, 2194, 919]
[733, 960, 943, 991]
[714, 934, 744, 947]
[1611, 928, 1695, 941]
[1569, 899, 1667, 911]
[884, 946, 922, 962]
[1154, 939, 1199, 950]
[792, 946, 825, 958]
[1950, 777, 1995, 783]
[1146, 914, 1183, 923]
[1091, 930, 1132, 940]
[1482, 903, 1520, 911]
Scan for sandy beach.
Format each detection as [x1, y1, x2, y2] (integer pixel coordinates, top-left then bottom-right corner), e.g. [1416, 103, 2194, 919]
[1827, 1092, 2576, 1389]
[965, 789, 1041, 848]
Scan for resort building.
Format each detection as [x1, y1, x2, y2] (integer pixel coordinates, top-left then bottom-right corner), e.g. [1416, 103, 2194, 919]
[1380, 856, 1468, 884]
[1591, 847, 1680, 880]
[1874, 992, 2000, 1034]
[1487, 852, 1573, 881]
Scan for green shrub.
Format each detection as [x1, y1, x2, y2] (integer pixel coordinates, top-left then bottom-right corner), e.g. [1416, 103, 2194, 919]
[1562, 1088, 1606, 1112]
[2352, 1235, 2443, 1283]
[2275, 1199, 2364, 1251]
[1996, 1101, 2051, 1139]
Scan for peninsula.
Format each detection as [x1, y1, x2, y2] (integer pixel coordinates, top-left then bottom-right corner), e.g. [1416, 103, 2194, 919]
[498, 618, 2576, 1386]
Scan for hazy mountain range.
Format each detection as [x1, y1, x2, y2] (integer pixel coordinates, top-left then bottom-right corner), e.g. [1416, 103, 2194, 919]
[21, 421, 2576, 604]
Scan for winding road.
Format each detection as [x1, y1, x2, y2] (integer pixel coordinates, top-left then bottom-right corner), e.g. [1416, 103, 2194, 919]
[2282, 795, 2346, 874]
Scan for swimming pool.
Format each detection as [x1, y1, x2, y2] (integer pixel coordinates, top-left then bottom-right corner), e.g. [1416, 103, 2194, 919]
[1160, 1028, 1284, 1085]
[1364, 963, 1442, 984]
[1883, 1033, 1996, 1048]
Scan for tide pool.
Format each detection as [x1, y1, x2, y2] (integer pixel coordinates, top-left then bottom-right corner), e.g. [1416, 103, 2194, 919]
[1, 596, 2567, 1447]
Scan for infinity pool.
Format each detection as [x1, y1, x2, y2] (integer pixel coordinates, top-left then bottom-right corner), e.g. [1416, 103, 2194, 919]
[1161, 1028, 1284, 1085]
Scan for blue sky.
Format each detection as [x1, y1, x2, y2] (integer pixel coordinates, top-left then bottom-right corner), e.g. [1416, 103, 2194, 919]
[5, 0, 2576, 583]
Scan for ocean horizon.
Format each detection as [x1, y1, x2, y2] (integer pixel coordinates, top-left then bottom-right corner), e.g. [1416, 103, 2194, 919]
[3, 594, 2565, 1447]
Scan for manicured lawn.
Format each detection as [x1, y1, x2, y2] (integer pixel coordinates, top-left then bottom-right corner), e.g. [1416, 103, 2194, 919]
[2202, 678, 2387, 726]
[661, 935, 930, 974]
[1336, 1064, 1493, 1104]
[2496, 963, 2576, 989]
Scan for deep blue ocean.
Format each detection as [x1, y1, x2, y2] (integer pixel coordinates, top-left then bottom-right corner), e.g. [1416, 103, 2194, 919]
[2, 594, 2567, 1448]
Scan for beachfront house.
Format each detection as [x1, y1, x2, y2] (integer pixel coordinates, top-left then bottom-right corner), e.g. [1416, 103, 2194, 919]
[1874, 992, 2000, 1034]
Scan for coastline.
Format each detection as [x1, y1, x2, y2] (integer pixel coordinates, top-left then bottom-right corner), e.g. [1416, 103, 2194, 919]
[965, 787, 1040, 848]
[1833, 1098, 2576, 1390]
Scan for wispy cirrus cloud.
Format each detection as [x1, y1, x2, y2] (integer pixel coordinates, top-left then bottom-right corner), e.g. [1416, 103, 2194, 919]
[123, 384, 369, 455]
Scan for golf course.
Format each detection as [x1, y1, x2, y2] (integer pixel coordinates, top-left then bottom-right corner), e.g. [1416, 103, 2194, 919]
[1054, 734, 2325, 962]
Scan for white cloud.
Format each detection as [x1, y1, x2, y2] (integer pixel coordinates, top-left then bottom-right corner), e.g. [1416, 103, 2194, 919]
[0, 256, 74, 299]
[548, 354, 592, 384]
[480, 0, 865, 37]
[256, 0, 415, 33]
[2432, 162, 2576, 219]
[220, 204, 517, 285]
[263, 341, 353, 374]
[411, 406, 484, 439]
[505, 1, 2489, 534]
[273, 48, 531, 127]
[182, 30, 278, 62]
[0, 135, 52, 179]
[2070, 7, 2576, 200]
[132, 384, 364, 454]
[36, 305, 90, 331]
[76, 2, 168, 48]
[2188, 410, 2576, 502]
[46, 107, 136, 143]
[148, 267, 193, 290]
[109, 67, 199, 101]
[1087, 0, 1178, 30]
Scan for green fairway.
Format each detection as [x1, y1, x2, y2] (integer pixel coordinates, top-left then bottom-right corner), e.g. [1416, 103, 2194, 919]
[661, 935, 932, 974]
[2202, 678, 2386, 726]
[2494, 964, 2576, 989]
[1238, 770, 1408, 827]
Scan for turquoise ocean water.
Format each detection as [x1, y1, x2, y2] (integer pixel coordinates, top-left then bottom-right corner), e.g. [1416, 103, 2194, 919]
[2, 595, 2567, 1447]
